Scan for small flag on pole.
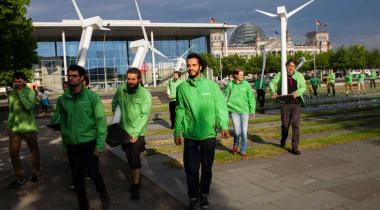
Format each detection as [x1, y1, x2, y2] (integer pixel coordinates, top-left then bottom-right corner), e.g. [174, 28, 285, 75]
[274, 30, 280, 35]
[210, 17, 216, 23]
[316, 19, 322, 26]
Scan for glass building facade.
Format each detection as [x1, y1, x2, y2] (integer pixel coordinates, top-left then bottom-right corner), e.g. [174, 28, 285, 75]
[35, 36, 209, 90]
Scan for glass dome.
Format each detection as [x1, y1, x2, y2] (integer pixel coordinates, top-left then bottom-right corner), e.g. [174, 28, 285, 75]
[229, 23, 265, 46]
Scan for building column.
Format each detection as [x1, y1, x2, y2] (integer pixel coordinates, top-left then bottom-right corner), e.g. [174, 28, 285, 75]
[151, 30, 156, 87]
[62, 30, 68, 81]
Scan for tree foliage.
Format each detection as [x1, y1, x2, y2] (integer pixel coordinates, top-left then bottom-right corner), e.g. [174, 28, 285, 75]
[0, 0, 38, 72]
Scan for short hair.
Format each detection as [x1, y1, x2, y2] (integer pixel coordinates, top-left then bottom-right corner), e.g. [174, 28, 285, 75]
[127, 67, 143, 85]
[13, 71, 27, 81]
[286, 59, 297, 66]
[234, 68, 244, 77]
[187, 53, 203, 67]
[68, 64, 86, 76]
[173, 71, 181, 77]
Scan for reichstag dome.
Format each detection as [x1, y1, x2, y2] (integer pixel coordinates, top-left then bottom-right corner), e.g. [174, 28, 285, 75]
[229, 23, 265, 47]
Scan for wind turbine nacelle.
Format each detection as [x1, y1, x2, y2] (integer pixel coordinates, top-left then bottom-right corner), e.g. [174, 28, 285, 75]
[82, 16, 107, 30]
[129, 39, 150, 53]
[277, 6, 287, 17]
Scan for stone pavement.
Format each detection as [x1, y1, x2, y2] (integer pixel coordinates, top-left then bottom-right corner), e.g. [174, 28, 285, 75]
[109, 137, 380, 210]
[0, 117, 184, 210]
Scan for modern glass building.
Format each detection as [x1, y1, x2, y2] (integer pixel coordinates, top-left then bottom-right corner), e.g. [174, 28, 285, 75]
[32, 20, 234, 90]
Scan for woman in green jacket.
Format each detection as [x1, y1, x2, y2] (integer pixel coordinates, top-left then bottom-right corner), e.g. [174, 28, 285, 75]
[224, 69, 256, 159]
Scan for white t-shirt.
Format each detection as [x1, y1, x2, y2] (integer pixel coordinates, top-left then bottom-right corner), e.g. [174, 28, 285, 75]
[38, 92, 48, 100]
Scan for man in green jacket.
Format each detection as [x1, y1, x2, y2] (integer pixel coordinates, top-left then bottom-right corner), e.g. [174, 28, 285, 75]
[112, 67, 151, 200]
[356, 70, 366, 94]
[270, 59, 306, 155]
[369, 69, 377, 89]
[7, 72, 40, 188]
[56, 65, 110, 210]
[166, 71, 183, 129]
[345, 72, 354, 96]
[174, 53, 229, 210]
[309, 74, 321, 97]
[327, 70, 336, 96]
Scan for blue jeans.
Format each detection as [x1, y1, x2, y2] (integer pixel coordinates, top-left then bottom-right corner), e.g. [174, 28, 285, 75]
[231, 112, 249, 154]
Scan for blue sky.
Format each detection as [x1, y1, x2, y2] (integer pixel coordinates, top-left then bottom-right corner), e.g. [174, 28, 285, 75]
[27, 0, 380, 49]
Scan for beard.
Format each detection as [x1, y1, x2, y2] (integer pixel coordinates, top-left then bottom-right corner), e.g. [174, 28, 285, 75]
[69, 82, 81, 88]
[127, 83, 139, 93]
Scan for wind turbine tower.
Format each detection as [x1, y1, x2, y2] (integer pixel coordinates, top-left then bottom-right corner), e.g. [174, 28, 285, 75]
[256, 0, 314, 95]
[71, 0, 110, 67]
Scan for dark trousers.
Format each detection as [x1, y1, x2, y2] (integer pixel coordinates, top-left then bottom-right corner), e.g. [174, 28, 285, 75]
[183, 138, 216, 199]
[9, 132, 40, 179]
[327, 83, 335, 96]
[280, 104, 301, 151]
[256, 89, 266, 107]
[312, 86, 318, 96]
[169, 101, 177, 129]
[370, 79, 376, 89]
[66, 140, 107, 209]
[121, 136, 146, 169]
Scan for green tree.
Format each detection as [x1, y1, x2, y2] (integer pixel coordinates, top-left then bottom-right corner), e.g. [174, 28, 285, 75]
[366, 49, 380, 69]
[345, 45, 367, 69]
[221, 54, 246, 76]
[0, 0, 38, 72]
[316, 50, 333, 70]
[332, 46, 348, 70]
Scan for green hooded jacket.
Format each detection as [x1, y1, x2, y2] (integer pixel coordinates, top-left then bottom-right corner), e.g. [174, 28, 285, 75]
[112, 84, 152, 138]
[309, 77, 321, 87]
[174, 75, 229, 140]
[56, 87, 107, 151]
[370, 70, 377, 80]
[7, 86, 37, 133]
[269, 71, 307, 106]
[224, 80, 256, 114]
[345, 74, 353, 84]
[166, 78, 183, 101]
[357, 73, 366, 82]
[328, 72, 336, 84]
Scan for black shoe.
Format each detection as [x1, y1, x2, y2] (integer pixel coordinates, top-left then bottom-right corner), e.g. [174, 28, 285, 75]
[188, 199, 199, 210]
[99, 190, 111, 209]
[290, 149, 301, 155]
[130, 183, 140, 200]
[30, 175, 40, 183]
[199, 195, 210, 209]
[9, 178, 26, 189]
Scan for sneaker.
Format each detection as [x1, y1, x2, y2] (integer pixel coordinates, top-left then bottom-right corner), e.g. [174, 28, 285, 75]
[30, 175, 40, 183]
[241, 153, 248, 160]
[188, 198, 199, 210]
[130, 183, 140, 200]
[9, 178, 26, 189]
[199, 195, 210, 209]
[99, 190, 111, 209]
[232, 146, 238, 155]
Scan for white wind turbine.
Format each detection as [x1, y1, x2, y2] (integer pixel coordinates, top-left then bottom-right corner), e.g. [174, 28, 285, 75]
[71, 0, 110, 67]
[129, 0, 167, 69]
[295, 56, 314, 71]
[256, 0, 314, 95]
[170, 45, 194, 72]
[259, 41, 279, 89]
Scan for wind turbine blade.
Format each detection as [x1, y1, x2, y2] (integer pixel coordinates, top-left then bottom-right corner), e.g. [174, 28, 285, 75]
[134, 0, 149, 41]
[150, 47, 168, 59]
[99, 26, 111, 31]
[255, 9, 277, 18]
[72, 0, 84, 22]
[180, 45, 195, 58]
[287, 0, 314, 18]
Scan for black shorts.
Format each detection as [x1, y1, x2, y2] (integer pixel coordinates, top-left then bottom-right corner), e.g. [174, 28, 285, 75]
[121, 136, 146, 169]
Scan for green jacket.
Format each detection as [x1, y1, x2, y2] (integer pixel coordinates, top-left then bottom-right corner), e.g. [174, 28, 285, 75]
[328, 72, 336, 84]
[166, 78, 183, 101]
[345, 74, 353, 84]
[174, 75, 229, 140]
[357, 73, 365, 82]
[112, 84, 152, 138]
[224, 80, 256, 114]
[7, 86, 37, 133]
[254, 79, 266, 90]
[56, 87, 107, 151]
[370, 70, 377, 80]
[309, 77, 321, 87]
[269, 71, 307, 105]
